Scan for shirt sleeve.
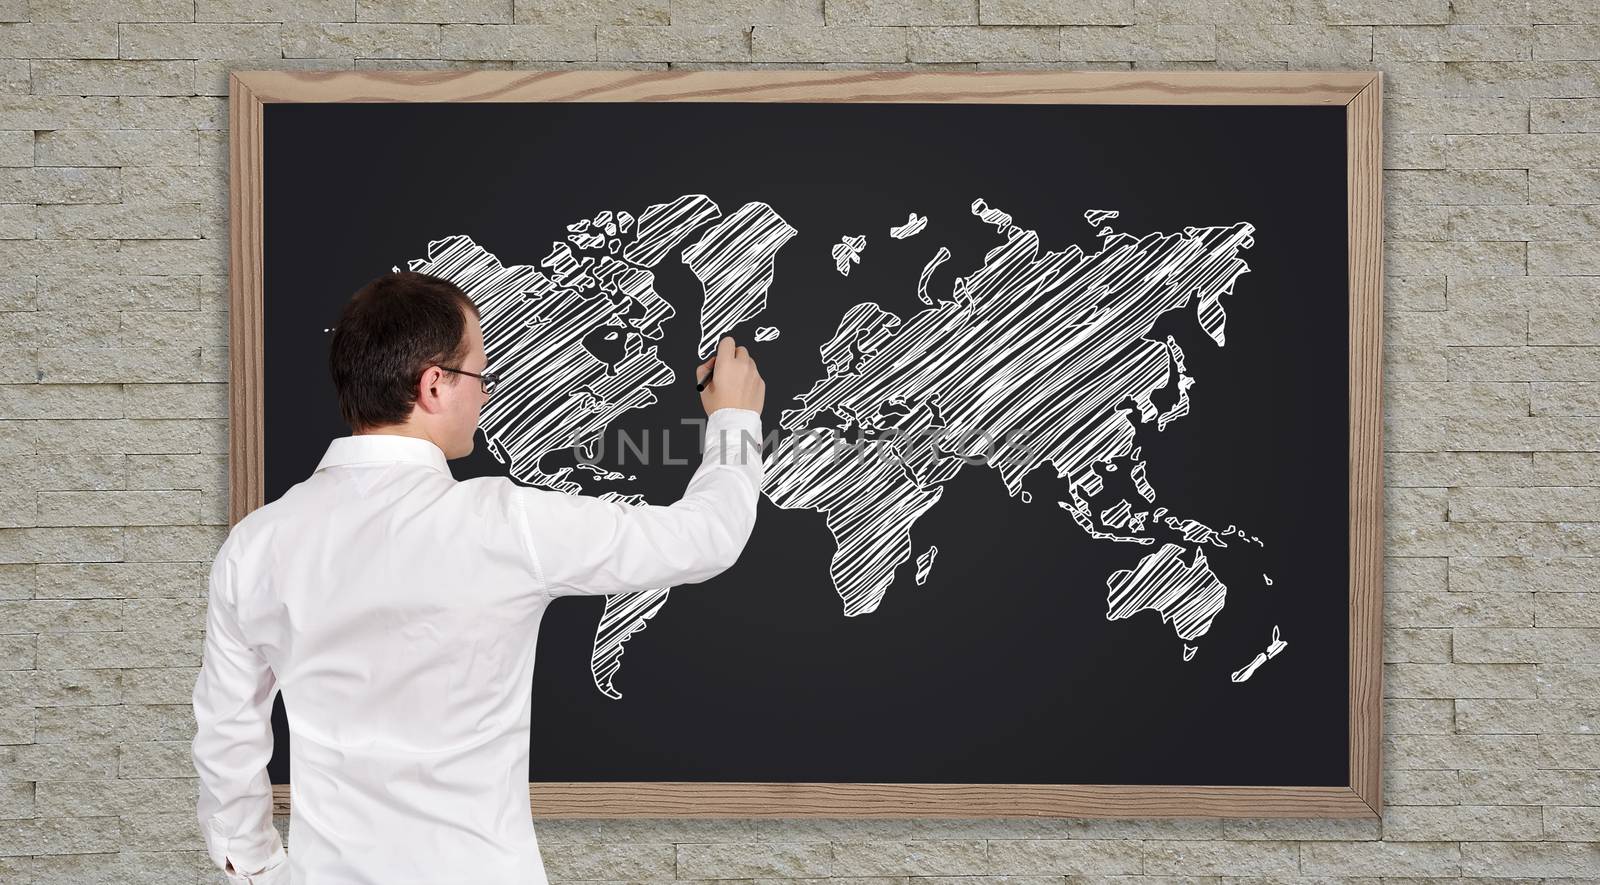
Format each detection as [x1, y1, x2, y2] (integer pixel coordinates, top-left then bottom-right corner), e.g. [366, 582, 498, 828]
[191, 538, 288, 882]
[517, 406, 765, 597]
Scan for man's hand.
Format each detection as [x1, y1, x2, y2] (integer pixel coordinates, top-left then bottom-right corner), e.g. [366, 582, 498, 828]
[696, 335, 765, 417]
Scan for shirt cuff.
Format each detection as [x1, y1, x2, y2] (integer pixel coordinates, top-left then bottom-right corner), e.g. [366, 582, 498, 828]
[224, 844, 289, 883]
[700, 407, 765, 497]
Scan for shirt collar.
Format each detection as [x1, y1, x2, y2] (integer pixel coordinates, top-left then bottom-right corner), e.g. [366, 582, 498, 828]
[314, 433, 452, 475]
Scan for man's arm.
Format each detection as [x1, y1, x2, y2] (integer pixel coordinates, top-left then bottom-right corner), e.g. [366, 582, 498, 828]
[191, 542, 288, 881]
[517, 406, 765, 597]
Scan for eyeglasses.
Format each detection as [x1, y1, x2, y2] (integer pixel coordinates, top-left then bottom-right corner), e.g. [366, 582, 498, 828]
[436, 365, 502, 396]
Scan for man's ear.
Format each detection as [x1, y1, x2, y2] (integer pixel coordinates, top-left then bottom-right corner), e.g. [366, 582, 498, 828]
[414, 366, 447, 414]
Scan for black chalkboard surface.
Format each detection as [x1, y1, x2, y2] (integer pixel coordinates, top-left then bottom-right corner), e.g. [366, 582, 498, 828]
[241, 71, 1382, 817]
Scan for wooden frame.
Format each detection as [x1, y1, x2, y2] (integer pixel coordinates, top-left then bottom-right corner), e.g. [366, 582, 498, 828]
[230, 70, 1383, 819]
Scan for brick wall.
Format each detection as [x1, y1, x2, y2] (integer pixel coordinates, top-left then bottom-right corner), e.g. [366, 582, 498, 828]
[2, 1, 1599, 882]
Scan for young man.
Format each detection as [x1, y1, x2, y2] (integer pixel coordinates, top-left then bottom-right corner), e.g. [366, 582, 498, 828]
[191, 271, 766, 884]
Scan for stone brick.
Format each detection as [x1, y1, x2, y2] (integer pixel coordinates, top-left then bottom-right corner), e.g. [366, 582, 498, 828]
[30, 59, 193, 95]
[122, 524, 226, 561]
[1386, 768, 1462, 806]
[1460, 841, 1600, 878]
[668, 0, 817, 25]
[1533, 24, 1600, 61]
[829, 0, 976, 25]
[1531, 306, 1600, 347]
[0, 599, 121, 633]
[1390, 96, 1529, 134]
[35, 561, 206, 599]
[910, 25, 1058, 61]
[1059, 24, 1214, 62]
[1384, 626, 1452, 662]
[1386, 696, 1454, 732]
[126, 454, 227, 495]
[753, 26, 907, 62]
[118, 667, 197, 705]
[1534, 97, 1600, 132]
[1389, 278, 1447, 314]
[979, 0, 1132, 25]
[538, 841, 678, 879]
[1389, 486, 1447, 526]
[1386, 661, 1538, 697]
[121, 810, 202, 849]
[0, 526, 122, 564]
[34, 631, 201, 669]
[27, 0, 194, 20]
[1387, 382, 1529, 417]
[280, 21, 439, 56]
[1380, 804, 1544, 841]
[0, 386, 125, 421]
[121, 598, 205, 632]
[1449, 488, 1600, 522]
[1532, 240, 1600, 275]
[986, 839, 1142, 875]
[1532, 167, 1600, 203]
[118, 22, 282, 57]
[33, 776, 196, 816]
[1531, 451, 1600, 484]
[197, 0, 355, 21]
[1300, 840, 1459, 876]
[1216, 23, 1370, 64]
[1387, 133, 1447, 169]
[1447, 132, 1600, 170]
[1461, 768, 1600, 805]
[1142, 840, 1297, 876]
[1374, 25, 1533, 62]
[0, 780, 31, 820]
[35, 202, 203, 239]
[598, 24, 749, 60]
[0, 22, 118, 57]
[1380, 61, 1600, 100]
[1389, 240, 1528, 277]
[1537, 592, 1600, 628]
[1538, 663, 1600, 698]
[1447, 0, 1599, 24]
[0, 741, 120, 781]
[1389, 169, 1530, 206]
[0, 668, 120, 707]
[1544, 805, 1600, 840]
[1322, 0, 1449, 25]
[358, 0, 510, 22]
[438, 22, 597, 58]
[1457, 697, 1600, 733]
[0, 168, 121, 204]
[0, 815, 122, 855]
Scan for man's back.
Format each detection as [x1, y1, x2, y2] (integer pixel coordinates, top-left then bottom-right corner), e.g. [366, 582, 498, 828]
[192, 408, 764, 884]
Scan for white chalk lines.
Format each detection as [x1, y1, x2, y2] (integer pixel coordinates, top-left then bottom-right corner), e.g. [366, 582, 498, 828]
[405, 194, 1281, 694]
[1232, 625, 1287, 682]
[890, 213, 927, 239]
[832, 235, 866, 276]
[683, 201, 796, 359]
[764, 199, 1278, 679]
[401, 194, 796, 699]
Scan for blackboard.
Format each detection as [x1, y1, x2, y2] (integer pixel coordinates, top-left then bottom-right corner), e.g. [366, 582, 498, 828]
[232, 71, 1384, 818]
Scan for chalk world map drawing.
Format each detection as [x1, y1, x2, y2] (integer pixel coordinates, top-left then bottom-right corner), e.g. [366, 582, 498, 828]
[397, 194, 1287, 700]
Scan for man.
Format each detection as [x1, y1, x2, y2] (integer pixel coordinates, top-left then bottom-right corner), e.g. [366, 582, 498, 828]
[191, 271, 766, 884]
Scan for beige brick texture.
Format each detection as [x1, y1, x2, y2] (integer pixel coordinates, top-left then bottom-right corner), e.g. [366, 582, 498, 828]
[1, 2, 1598, 882]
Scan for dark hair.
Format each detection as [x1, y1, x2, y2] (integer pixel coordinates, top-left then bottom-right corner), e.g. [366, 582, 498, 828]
[328, 271, 482, 432]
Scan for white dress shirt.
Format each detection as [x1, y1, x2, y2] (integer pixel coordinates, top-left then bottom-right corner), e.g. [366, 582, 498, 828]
[191, 407, 764, 884]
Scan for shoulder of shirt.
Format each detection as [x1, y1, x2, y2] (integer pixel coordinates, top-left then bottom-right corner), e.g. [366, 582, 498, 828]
[214, 475, 320, 561]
